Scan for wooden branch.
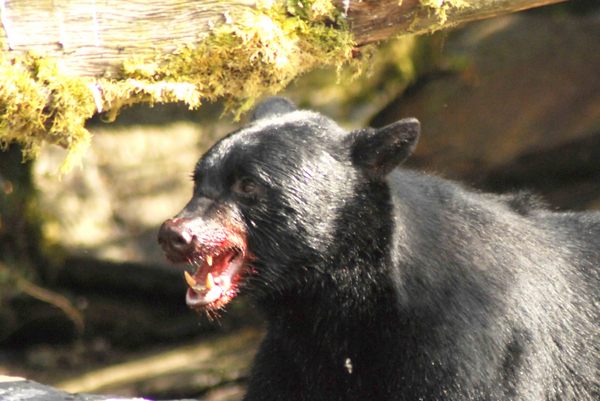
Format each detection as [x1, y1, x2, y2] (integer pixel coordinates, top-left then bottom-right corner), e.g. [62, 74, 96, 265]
[339, 0, 566, 45]
[1, 0, 564, 78]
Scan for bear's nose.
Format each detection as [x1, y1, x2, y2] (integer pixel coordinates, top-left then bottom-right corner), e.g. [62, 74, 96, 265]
[158, 219, 194, 255]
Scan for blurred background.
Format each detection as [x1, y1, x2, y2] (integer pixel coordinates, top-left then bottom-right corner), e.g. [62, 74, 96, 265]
[1, 2, 599, 400]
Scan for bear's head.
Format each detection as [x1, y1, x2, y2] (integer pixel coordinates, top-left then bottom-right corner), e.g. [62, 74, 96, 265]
[158, 98, 420, 312]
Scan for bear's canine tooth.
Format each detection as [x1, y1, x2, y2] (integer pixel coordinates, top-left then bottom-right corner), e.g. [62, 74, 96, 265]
[184, 270, 197, 287]
[206, 272, 215, 289]
[207, 255, 213, 266]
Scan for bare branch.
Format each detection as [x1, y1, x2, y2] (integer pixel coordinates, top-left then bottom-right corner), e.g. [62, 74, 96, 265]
[339, 0, 566, 45]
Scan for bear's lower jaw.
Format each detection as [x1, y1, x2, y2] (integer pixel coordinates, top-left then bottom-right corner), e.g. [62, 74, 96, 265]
[184, 248, 246, 310]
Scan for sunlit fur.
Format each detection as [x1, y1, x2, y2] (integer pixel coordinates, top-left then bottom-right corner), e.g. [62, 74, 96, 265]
[179, 98, 599, 401]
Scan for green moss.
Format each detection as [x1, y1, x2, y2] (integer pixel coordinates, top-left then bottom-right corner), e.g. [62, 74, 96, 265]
[122, 1, 354, 118]
[0, 1, 354, 172]
[0, 53, 97, 173]
[419, 0, 470, 27]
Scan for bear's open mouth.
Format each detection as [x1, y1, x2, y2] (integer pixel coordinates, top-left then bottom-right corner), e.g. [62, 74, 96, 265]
[158, 217, 250, 311]
[184, 247, 245, 310]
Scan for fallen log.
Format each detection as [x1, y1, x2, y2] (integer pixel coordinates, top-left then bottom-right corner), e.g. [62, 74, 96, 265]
[0, 0, 564, 170]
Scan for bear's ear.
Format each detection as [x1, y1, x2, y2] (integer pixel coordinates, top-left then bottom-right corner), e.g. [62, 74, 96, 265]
[349, 118, 420, 177]
[250, 97, 297, 121]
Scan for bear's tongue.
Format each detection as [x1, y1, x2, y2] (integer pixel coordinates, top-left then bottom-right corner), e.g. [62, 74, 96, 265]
[184, 249, 243, 308]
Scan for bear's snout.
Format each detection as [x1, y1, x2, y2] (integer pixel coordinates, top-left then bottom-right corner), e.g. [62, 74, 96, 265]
[158, 218, 195, 261]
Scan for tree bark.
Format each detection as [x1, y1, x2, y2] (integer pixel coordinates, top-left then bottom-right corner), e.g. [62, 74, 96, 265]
[1, 0, 564, 78]
[339, 0, 566, 45]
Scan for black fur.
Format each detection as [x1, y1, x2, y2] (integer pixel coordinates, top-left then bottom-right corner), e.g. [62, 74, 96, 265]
[173, 98, 600, 400]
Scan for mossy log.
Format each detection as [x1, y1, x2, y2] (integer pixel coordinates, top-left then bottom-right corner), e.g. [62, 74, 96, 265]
[0, 0, 563, 170]
[1, 0, 564, 76]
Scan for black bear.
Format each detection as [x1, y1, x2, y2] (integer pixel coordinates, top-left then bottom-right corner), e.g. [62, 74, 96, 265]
[158, 98, 599, 401]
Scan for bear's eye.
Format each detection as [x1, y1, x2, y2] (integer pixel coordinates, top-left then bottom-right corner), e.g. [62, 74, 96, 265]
[233, 177, 261, 197]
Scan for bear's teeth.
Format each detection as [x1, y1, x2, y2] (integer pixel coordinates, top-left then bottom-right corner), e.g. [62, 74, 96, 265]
[206, 255, 213, 266]
[206, 272, 215, 289]
[184, 270, 197, 287]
